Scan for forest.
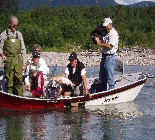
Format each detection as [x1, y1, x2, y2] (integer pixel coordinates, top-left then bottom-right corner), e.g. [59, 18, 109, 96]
[0, 0, 155, 52]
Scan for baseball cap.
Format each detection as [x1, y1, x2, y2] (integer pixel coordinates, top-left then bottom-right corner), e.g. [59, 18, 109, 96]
[68, 52, 77, 61]
[32, 52, 40, 58]
[103, 18, 112, 26]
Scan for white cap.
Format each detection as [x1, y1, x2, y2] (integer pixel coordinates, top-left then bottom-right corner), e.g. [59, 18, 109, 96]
[103, 18, 112, 26]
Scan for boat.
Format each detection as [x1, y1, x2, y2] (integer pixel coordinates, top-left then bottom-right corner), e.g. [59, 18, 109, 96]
[0, 57, 147, 109]
[0, 71, 147, 109]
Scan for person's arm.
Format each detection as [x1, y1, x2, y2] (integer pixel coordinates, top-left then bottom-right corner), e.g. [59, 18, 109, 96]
[40, 58, 49, 74]
[95, 36, 112, 49]
[65, 67, 69, 78]
[81, 74, 89, 94]
[18, 31, 26, 66]
[19, 32, 26, 55]
[23, 56, 32, 70]
[81, 67, 92, 97]
[24, 65, 31, 91]
[0, 31, 7, 61]
[81, 74, 92, 98]
[0, 53, 6, 61]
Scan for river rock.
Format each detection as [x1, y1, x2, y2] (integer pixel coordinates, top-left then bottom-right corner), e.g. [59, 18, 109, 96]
[0, 46, 155, 67]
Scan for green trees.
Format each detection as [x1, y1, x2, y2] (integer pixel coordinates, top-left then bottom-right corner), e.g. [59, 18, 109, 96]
[0, 0, 18, 31]
[0, 4, 155, 52]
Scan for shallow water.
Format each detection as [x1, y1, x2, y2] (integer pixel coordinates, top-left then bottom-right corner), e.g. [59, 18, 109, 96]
[0, 66, 155, 140]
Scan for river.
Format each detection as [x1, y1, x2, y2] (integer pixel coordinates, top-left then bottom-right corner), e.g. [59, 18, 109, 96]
[0, 66, 155, 140]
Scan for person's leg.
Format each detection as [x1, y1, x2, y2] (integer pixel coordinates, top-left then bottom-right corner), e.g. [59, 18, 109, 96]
[14, 57, 23, 96]
[63, 92, 71, 96]
[5, 57, 14, 94]
[79, 83, 84, 96]
[99, 56, 107, 91]
[105, 55, 115, 90]
[56, 86, 62, 96]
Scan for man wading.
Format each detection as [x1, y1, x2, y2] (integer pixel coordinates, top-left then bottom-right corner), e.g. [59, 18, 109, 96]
[0, 16, 26, 95]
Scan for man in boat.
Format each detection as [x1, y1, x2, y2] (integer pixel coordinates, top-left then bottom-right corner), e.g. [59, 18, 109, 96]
[24, 52, 49, 98]
[0, 15, 26, 95]
[94, 17, 119, 91]
[56, 52, 91, 97]
[23, 44, 49, 76]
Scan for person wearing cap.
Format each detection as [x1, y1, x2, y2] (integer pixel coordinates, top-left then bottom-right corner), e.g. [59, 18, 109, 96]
[95, 17, 119, 91]
[0, 15, 26, 96]
[24, 52, 49, 97]
[23, 44, 49, 76]
[62, 52, 91, 97]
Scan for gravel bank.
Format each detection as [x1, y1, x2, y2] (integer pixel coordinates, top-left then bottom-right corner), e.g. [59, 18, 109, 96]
[38, 46, 155, 66]
[0, 47, 155, 67]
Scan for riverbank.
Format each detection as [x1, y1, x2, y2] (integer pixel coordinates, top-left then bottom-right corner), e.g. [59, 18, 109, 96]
[35, 46, 155, 66]
[0, 46, 155, 67]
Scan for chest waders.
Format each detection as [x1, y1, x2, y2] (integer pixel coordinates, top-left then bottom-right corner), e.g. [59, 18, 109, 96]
[4, 30, 23, 96]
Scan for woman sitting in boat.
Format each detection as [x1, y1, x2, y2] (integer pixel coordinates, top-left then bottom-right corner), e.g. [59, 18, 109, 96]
[56, 52, 91, 98]
[24, 52, 49, 98]
[23, 44, 49, 76]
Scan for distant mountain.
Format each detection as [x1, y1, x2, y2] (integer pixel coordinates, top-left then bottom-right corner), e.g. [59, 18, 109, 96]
[18, 0, 118, 10]
[114, 0, 155, 5]
[19, 0, 118, 10]
[131, 1, 155, 7]
[50, 0, 118, 7]
[18, 0, 155, 10]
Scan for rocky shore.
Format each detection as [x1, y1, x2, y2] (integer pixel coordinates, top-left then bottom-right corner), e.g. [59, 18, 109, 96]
[0, 47, 155, 67]
[36, 46, 155, 66]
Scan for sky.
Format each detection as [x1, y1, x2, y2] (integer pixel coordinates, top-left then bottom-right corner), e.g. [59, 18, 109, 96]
[114, 0, 155, 5]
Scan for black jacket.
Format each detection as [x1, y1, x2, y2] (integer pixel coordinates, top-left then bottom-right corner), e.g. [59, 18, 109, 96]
[67, 62, 85, 86]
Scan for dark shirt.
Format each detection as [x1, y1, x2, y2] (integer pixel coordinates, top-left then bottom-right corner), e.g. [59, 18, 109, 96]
[67, 62, 85, 86]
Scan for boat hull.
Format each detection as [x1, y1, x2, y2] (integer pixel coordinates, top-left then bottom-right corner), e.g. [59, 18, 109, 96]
[0, 92, 65, 109]
[0, 73, 147, 109]
[85, 82, 144, 106]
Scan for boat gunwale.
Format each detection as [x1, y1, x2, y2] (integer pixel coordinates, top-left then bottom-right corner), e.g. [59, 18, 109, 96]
[0, 74, 147, 102]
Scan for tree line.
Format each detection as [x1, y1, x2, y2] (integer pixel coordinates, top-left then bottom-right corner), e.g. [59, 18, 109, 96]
[0, 2, 155, 52]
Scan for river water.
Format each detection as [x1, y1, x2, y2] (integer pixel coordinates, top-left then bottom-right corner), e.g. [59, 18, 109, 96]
[0, 66, 155, 140]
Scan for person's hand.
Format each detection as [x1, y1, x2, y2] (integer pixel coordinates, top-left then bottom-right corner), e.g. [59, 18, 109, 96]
[0, 54, 6, 61]
[58, 80, 63, 84]
[94, 36, 100, 43]
[33, 72, 37, 77]
[23, 63, 27, 70]
[84, 90, 92, 98]
[27, 84, 31, 91]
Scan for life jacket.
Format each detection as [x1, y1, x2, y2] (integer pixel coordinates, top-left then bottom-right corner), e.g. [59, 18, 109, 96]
[31, 71, 44, 98]
[67, 62, 85, 86]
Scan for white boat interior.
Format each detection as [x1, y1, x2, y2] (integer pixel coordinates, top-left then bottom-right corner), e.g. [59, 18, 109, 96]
[87, 72, 145, 92]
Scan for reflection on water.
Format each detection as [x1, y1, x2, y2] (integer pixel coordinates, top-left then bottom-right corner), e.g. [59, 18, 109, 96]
[0, 102, 144, 140]
[0, 66, 155, 139]
[85, 102, 143, 120]
[83, 102, 144, 140]
[23, 113, 47, 139]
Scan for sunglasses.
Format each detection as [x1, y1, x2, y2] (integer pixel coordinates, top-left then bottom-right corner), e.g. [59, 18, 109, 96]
[33, 49, 40, 52]
[12, 24, 18, 27]
[69, 59, 75, 62]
